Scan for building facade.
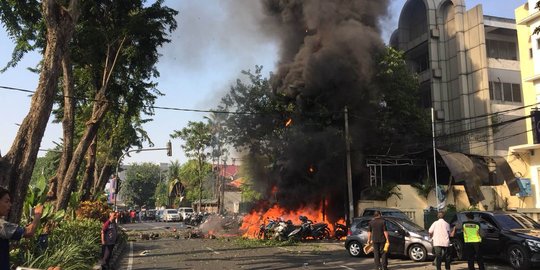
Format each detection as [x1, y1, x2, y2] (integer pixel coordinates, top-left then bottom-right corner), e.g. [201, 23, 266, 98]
[390, 0, 525, 157]
[507, 1, 540, 209]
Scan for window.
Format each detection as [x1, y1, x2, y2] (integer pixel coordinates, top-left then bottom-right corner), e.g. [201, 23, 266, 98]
[385, 221, 400, 232]
[489, 81, 522, 102]
[486, 39, 518, 60]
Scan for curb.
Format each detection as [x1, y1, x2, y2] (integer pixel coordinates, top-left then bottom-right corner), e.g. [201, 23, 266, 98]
[93, 240, 127, 270]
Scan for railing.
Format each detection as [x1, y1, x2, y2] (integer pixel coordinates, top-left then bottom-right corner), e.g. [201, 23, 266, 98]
[517, 208, 540, 222]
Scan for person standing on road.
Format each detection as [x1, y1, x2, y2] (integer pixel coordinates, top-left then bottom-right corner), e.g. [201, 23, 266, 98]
[429, 211, 452, 270]
[454, 212, 485, 270]
[0, 186, 44, 270]
[367, 210, 390, 270]
[101, 211, 119, 270]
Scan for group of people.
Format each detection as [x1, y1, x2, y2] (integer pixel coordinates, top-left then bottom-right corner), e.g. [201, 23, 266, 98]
[366, 210, 485, 270]
[1, 186, 119, 270]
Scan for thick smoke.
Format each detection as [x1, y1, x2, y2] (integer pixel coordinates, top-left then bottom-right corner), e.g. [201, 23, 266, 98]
[252, 0, 389, 221]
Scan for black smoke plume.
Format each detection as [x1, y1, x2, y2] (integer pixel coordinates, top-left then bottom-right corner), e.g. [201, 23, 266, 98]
[246, 0, 389, 221]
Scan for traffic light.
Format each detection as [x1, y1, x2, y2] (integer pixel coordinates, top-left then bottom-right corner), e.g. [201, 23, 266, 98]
[166, 141, 172, 156]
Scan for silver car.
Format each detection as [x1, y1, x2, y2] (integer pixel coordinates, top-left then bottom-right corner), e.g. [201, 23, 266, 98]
[345, 216, 434, 262]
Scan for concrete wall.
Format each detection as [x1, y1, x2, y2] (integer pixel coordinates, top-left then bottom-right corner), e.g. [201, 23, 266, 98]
[357, 183, 535, 228]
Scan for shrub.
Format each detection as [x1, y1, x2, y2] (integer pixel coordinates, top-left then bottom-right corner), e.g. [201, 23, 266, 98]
[11, 218, 102, 270]
[76, 200, 111, 221]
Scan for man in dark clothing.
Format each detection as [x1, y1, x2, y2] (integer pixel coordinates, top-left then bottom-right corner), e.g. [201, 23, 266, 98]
[101, 211, 118, 270]
[367, 211, 390, 270]
[462, 212, 485, 270]
[452, 212, 485, 270]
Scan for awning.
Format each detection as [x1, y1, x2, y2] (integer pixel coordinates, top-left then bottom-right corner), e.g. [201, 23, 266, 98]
[437, 149, 485, 204]
[436, 149, 515, 205]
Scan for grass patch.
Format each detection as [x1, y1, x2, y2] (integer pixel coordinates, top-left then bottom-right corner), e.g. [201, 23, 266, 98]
[230, 237, 298, 248]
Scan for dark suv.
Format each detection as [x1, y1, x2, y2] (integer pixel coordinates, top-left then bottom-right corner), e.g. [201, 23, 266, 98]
[450, 211, 540, 270]
[345, 216, 433, 262]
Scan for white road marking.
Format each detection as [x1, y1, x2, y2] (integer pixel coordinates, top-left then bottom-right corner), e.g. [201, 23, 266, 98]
[278, 247, 293, 252]
[127, 242, 134, 270]
[206, 247, 220, 254]
[340, 266, 355, 270]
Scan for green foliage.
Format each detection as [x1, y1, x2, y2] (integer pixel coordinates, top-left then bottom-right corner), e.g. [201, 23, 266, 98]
[11, 218, 103, 270]
[76, 200, 111, 221]
[120, 162, 161, 207]
[21, 181, 66, 233]
[369, 47, 430, 154]
[364, 182, 403, 201]
[233, 237, 297, 248]
[171, 121, 213, 161]
[31, 151, 61, 187]
[154, 181, 169, 208]
[178, 160, 213, 203]
[411, 177, 435, 199]
[218, 66, 291, 158]
[238, 154, 272, 202]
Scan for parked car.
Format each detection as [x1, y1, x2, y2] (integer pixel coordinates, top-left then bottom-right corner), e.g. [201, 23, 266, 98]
[163, 209, 181, 222]
[345, 216, 433, 262]
[362, 207, 410, 220]
[178, 207, 194, 220]
[145, 209, 156, 221]
[449, 211, 540, 270]
[156, 209, 164, 222]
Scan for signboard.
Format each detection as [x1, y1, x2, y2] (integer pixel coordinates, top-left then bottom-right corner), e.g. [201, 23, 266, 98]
[516, 178, 532, 197]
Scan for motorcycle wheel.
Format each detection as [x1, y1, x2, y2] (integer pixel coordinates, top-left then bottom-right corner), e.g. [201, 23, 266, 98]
[318, 228, 330, 240]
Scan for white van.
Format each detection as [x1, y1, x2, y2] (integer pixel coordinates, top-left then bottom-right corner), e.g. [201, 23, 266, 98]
[178, 207, 194, 220]
[162, 208, 180, 222]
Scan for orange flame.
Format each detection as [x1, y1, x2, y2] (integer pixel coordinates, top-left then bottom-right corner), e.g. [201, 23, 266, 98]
[285, 118, 293, 127]
[240, 202, 346, 239]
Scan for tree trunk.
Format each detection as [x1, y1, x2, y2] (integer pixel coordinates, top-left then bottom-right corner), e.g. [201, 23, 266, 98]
[92, 164, 113, 200]
[55, 35, 125, 210]
[47, 54, 76, 200]
[79, 134, 97, 201]
[0, 0, 80, 222]
[56, 91, 110, 210]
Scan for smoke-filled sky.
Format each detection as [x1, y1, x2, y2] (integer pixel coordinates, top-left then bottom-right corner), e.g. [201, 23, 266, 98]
[0, 0, 524, 165]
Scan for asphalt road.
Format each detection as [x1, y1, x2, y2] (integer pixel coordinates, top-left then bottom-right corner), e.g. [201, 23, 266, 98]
[115, 222, 513, 270]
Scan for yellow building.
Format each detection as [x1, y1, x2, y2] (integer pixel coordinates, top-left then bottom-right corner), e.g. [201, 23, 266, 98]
[508, 1, 540, 209]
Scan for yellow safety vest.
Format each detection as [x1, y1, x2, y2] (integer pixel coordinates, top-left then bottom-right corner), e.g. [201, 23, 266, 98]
[463, 222, 482, 243]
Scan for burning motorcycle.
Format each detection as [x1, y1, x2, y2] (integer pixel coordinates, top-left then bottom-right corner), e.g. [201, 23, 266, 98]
[257, 218, 278, 240]
[273, 219, 295, 241]
[288, 216, 330, 240]
[333, 223, 347, 240]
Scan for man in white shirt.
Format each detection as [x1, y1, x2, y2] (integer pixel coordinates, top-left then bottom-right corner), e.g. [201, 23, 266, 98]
[429, 211, 452, 270]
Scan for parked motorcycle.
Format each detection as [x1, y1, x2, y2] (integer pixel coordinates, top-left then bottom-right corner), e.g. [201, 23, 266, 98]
[273, 219, 295, 241]
[333, 223, 347, 240]
[257, 218, 279, 240]
[288, 216, 329, 240]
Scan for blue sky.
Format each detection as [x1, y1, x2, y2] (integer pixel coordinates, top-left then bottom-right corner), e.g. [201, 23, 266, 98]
[0, 0, 526, 166]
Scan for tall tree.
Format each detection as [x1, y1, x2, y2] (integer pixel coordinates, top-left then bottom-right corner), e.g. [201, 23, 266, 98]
[170, 121, 213, 211]
[178, 160, 213, 204]
[53, 0, 178, 209]
[0, 0, 81, 222]
[119, 162, 160, 207]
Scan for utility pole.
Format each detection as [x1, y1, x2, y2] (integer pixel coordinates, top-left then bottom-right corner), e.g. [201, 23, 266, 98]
[344, 106, 354, 225]
[431, 108, 440, 209]
[221, 158, 227, 214]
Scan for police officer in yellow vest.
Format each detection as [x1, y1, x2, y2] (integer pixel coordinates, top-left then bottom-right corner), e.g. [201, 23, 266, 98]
[458, 212, 485, 270]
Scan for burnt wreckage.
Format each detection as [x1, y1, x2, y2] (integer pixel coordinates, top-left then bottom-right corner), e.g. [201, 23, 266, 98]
[365, 149, 518, 205]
